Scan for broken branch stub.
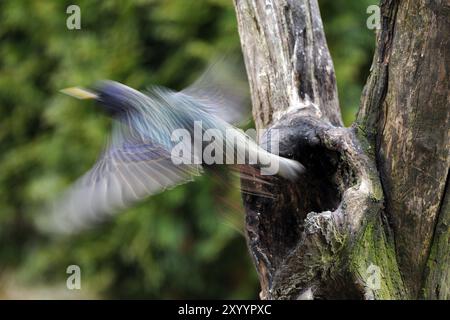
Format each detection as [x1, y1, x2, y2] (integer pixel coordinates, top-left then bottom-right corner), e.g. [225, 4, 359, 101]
[235, 0, 408, 299]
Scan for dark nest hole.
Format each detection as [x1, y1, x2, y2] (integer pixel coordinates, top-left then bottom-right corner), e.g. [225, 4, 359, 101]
[242, 119, 356, 271]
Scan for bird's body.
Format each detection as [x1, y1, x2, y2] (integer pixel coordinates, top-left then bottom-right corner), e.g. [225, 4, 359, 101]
[45, 66, 304, 233]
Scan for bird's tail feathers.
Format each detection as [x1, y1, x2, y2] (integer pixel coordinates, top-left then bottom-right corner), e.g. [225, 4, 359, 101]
[276, 156, 305, 181]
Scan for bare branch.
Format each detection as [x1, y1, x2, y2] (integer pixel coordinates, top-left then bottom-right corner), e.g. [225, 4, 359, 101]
[234, 0, 342, 130]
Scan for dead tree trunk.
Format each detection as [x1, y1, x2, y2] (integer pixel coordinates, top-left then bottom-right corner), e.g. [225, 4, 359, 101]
[234, 0, 449, 299]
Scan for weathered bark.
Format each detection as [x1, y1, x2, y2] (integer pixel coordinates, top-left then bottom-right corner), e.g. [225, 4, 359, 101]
[357, 0, 450, 298]
[234, 0, 449, 299]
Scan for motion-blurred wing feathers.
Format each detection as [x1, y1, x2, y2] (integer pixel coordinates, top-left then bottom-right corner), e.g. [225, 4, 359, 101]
[47, 133, 201, 233]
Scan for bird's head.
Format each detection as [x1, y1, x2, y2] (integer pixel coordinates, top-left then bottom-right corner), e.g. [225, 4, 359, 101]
[61, 80, 142, 117]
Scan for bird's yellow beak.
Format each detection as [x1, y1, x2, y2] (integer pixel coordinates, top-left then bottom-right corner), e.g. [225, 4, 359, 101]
[60, 87, 98, 100]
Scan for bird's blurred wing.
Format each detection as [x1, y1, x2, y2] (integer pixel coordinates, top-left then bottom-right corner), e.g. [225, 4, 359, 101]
[179, 57, 250, 125]
[45, 133, 201, 234]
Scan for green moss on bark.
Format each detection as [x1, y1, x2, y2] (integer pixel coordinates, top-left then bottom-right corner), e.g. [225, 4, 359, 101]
[349, 215, 407, 299]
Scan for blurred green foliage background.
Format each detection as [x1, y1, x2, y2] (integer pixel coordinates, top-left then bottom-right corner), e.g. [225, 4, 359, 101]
[0, 0, 377, 298]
